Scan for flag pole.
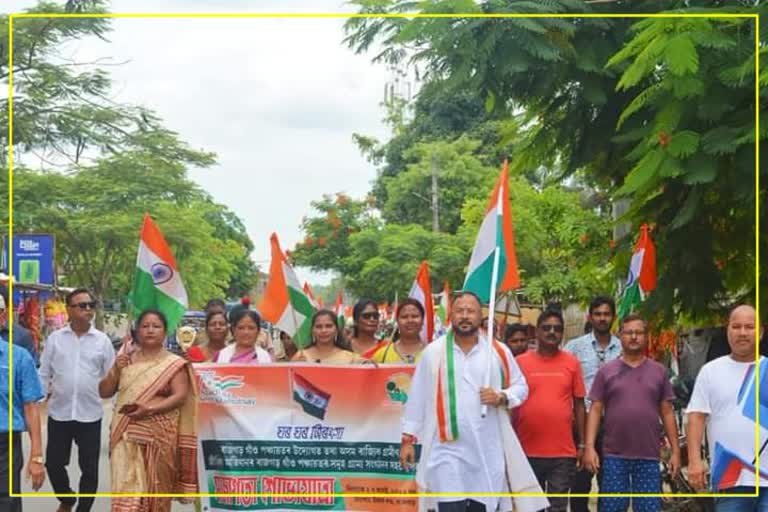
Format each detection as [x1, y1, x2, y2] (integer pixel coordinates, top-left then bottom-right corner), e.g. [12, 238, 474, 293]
[481, 175, 505, 417]
[482, 246, 501, 418]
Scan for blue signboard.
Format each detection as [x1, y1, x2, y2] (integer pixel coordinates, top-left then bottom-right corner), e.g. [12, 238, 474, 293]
[1, 234, 56, 305]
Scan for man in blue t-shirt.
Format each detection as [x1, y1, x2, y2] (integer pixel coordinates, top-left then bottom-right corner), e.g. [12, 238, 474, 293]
[1, 334, 46, 512]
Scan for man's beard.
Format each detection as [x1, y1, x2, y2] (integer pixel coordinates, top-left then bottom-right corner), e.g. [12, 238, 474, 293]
[593, 322, 611, 335]
[454, 323, 480, 336]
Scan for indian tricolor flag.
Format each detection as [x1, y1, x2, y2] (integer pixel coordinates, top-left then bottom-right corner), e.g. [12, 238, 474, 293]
[463, 160, 520, 304]
[303, 282, 320, 309]
[408, 261, 435, 343]
[131, 214, 188, 331]
[617, 224, 657, 320]
[258, 234, 316, 348]
[333, 290, 345, 327]
[292, 371, 331, 420]
[436, 281, 451, 329]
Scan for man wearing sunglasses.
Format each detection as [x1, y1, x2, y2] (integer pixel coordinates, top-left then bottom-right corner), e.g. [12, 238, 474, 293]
[514, 308, 587, 512]
[38, 288, 115, 512]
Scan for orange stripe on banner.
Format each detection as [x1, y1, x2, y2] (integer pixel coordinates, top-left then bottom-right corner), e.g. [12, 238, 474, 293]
[140, 213, 179, 270]
[436, 372, 447, 441]
[258, 233, 290, 323]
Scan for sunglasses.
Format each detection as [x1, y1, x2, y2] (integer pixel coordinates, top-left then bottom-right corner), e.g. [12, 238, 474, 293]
[70, 301, 97, 310]
[539, 324, 564, 333]
[360, 312, 380, 320]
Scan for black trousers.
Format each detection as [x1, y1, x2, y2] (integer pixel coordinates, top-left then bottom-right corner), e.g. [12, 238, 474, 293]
[570, 427, 605, 512]
[437, 500, 487, 512]
[528, 457, 577, 512]
[0, 432, 23, 512]
[45, 418, 101, 512]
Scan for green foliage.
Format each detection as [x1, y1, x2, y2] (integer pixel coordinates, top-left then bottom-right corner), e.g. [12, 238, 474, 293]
[344, 0, 767, 322]
[295, 172, 613, 303]
[2, 162, 248, 310]
[381, 136, 493, 233]
[343, 224, 470, 301]
[460, 179, 614, 305]
[289, 193, 380, 276]
[607, 14, 765, 321]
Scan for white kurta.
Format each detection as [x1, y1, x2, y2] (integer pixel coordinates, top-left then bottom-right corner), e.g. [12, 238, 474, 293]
[402, 336, 528, 511]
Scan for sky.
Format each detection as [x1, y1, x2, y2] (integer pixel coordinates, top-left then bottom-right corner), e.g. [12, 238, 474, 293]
[6, 0, 396, 285]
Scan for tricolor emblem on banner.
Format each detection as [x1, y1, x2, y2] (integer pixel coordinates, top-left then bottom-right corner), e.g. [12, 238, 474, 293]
[292, 372, 331, 421]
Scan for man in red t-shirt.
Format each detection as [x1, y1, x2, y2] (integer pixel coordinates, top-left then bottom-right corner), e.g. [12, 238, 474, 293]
[514, 308, 587, 512]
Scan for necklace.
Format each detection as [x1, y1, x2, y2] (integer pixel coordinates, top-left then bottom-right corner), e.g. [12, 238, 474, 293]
[394, 340, 424, 363]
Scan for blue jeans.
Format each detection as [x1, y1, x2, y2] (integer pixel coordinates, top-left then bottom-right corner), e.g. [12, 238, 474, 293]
[715, 486, 768, 512]
[599, 456, 661, 512]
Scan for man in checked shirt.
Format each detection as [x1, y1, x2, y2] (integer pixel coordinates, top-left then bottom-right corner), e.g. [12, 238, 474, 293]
[564, 295, 622, 512]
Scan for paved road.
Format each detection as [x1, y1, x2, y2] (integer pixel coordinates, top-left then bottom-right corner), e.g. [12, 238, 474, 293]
[20, 400, 194, 512]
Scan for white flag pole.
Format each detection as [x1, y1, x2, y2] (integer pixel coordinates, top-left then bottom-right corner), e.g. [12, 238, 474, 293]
[481, 180, 505, 418]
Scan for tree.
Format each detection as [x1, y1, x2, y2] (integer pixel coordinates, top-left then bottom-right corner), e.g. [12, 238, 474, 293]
[343, 223, 469, 301]
[381, 136, 494, 233]
[201, 206, 259, 299]
[605, 16, 766, 323]
[355, 80, 511, 208]
[1, 1, 258, 322]
[7, 162, 245, 317]
[289, 193, 380, 275]
[461, 180, 614, 305]
[344, 0, 767, 321]
[294, 177, 613, 302]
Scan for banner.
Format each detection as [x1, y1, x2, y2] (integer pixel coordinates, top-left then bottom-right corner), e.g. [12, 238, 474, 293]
[1, 233, 56, 303]
[195, 364, 420, 511]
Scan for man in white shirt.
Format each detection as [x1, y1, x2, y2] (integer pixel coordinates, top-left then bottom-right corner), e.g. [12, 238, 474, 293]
[687, 304, 766, 512]
[400, 291, 548, 512]
[38, 288, 115, 512]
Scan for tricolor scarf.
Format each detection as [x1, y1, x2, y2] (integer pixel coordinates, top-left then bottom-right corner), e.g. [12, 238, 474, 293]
[436, 330, 512, 442]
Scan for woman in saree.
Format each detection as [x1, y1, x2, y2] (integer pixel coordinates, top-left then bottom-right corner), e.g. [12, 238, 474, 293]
[99, 309, 197, 512]
[186, 310, 228, 363]
[211, 309, 271, 363]
[348, 299, 387, 358]
[291, 309, 368, 364]
[371, 298, 427, 364]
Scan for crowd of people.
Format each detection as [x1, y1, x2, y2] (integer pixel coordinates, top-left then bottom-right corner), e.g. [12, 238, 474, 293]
[0, 284, 765, 512]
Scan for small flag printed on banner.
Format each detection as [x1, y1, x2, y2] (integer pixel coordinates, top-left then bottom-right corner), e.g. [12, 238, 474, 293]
[292, 372, 331, 421]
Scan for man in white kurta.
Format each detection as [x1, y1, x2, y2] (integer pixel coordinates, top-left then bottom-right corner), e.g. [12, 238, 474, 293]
[400, 291, 549, 512]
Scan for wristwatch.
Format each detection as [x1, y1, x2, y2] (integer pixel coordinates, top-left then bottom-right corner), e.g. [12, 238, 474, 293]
[30, 456, 44, 464]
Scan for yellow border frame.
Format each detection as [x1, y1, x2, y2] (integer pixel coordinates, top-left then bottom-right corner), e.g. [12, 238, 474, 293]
[5, 10, 761, 502]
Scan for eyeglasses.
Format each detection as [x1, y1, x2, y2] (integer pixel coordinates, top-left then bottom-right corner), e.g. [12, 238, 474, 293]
[69, 301, 97, 310]
[621, 330, 646, 337]
[539, 324, 564, 333]
[360, 312, 380, 320]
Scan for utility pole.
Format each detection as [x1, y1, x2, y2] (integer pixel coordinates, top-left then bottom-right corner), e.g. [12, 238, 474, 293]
[431, 153, 439, 233]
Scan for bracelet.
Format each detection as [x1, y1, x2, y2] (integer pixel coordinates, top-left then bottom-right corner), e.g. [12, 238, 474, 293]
[578, 443, 586, 449]
[401, 433, 417, 444]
